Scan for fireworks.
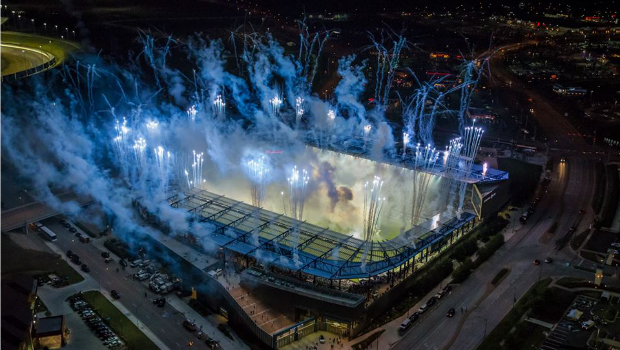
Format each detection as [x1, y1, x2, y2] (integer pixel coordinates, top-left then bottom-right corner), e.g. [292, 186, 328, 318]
[295, 97, 304, 128]
[285, 166, 309, 220]
[146, 120, 159, 130]
[187, 105, 197, 121]
[402, 132, 410, 158]
[269, 95, 283, 117]
[246, 156, 270, 208]
[363, 176, 386, 241]
[327, 109, 336, 121]
[410, 144, 440, 226]
[213, 95, 225, 119]
[461, 124, 484, 176]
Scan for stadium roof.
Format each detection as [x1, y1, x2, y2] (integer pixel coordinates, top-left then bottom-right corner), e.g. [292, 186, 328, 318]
[167, 189, 476, 280]
[304, 139, 509, 184]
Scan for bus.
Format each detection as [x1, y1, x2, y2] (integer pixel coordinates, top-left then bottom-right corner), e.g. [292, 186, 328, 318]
[40, 226, 57, 241]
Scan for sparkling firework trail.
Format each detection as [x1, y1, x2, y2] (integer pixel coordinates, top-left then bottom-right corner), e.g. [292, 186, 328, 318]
[327, 109, 336, 121]
[286, 166, 309, 220]
[402, 132, 410, 158]
[456, 123, 484, 216]
[269, 95, 283, 117]
[213, 95, 225, 119]
[191, 150, 205, 189]
[246, 156, 270, 207]
[410, 143, 440, 226]
[363, 176, 386, 241]
[132, 137, 147, 172]
[187, 105, 197, 121]
[295, 97, 304, 128]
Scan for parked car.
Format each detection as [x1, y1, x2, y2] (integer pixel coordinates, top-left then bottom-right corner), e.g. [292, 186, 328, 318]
[426, 296, 437, 307]
[81, 264, 90, 272]
[582, 320, 595, 330]
[69, 227, 77, 233]
[79, 235, 90, 243]
[71, 255, 82, 265]
[409, 312, 420, 321]
[66, 250, 74, 258]
[153, 298, 166, 307]
[418, 304, 429, 314]
[101, 252, 110, 258]
[111, 290, 121, 299]
[183, 320, 197, 332]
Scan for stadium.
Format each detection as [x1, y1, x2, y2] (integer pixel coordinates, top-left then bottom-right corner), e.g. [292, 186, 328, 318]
[134, 138, 510, 349]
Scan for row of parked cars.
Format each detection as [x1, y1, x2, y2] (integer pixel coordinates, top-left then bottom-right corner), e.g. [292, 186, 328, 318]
[399, 285, 453, 333]
[182, 320, 220, 349]
[66, 250, 90, 272]
[60, 219, 92, 243]
[68, 293, 124, 349]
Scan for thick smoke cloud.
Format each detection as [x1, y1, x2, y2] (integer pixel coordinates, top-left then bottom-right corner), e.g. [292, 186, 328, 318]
[2, 28, 485, 259]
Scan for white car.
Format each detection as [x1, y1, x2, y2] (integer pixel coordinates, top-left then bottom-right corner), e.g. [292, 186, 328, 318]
[418, 304, 429, 314]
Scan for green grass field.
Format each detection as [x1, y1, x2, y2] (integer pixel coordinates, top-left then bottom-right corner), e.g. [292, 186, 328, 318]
[1, 31, 79, 74]
[81, 291, 159, 350]
[1, 234, 83, 285]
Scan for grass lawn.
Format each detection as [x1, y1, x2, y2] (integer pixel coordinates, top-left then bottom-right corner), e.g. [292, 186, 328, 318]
[1, 234, 83, 285]
[81, 291, 159, 350]
[502, 322, 548, 350]
[477, 278, 552, 350]
[1, 31, 79, 72]
[528, 287, 575, 324]
[580, 250, 604, 264]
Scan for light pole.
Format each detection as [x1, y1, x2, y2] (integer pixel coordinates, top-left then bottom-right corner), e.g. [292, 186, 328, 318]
[54, 24, 58, 37]
[65, 27, 68, 37]
[31, 18, 35, 33]
[44, 22, 47, 35]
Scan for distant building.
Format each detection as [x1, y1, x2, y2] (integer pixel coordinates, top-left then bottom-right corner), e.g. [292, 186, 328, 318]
[467, 108, 497, 123]
[552, 84, 588, 96]
[1, 276, 37, 350]
[430, 52, 450, 59]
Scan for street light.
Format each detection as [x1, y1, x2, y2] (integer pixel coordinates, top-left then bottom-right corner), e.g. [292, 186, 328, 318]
[31, 18, 35, 33]
[44, 22, 47, 35]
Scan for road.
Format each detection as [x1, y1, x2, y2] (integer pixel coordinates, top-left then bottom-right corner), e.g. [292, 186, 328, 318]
[41, 217, 239, 350]
[1, 192, 93, 232]
[391, 155, 606, 350]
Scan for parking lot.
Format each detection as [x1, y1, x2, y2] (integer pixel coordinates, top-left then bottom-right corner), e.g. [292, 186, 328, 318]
[540, 294, 605, 350]
[66, 293, 125, 349]
[40, 216, 243, 350]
